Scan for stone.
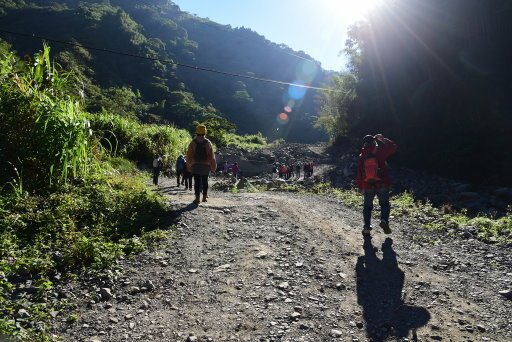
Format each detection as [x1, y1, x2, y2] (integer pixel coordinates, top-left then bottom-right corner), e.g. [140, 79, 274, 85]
[290, 312, 301, 319]
[99, 288, 113, 300]
[16, 309, 31, 319]
[277, 282, 289, 290]
[499, 289, 512, 300]
[186, 334, 198, 342]
[129, 286, 140, 294]
[142, 280, 155, 291]
[255, 251, 268, 259]
[213, 264, 231, 272]
[331, 329, 343, 337]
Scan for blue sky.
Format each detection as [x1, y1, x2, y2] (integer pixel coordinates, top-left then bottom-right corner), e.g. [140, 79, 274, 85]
[172, 0, 370, 71]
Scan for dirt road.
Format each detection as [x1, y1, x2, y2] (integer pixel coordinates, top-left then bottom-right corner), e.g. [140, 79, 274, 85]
[56, 177, 512, 342]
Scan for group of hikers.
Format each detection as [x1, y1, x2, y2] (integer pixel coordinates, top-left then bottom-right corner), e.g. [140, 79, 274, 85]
[153, 124, 398, 237]
[220, 161, 240, 179]
[274, 161, 314, 180]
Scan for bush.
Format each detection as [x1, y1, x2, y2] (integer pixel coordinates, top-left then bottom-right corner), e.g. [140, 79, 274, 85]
[89, 111, 190, 165]
[0, 45, 93, 189]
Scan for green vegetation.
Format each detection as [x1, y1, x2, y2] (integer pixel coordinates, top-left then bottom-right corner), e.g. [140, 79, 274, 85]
[0, 0, 328, 143]
[0, 44, 185, 340]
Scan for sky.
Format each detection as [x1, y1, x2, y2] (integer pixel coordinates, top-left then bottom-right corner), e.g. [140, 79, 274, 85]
[171, 0, 374, 71]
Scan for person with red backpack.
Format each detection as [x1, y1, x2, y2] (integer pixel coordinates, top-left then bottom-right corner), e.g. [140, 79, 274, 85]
[356, 134, 397, 236]
[186, 124, 217, 205]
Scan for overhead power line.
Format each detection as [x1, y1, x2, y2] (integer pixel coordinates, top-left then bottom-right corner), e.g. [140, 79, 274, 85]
[0, 28, 337, 92]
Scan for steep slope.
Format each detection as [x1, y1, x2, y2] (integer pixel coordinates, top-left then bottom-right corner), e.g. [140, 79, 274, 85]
[0, 0, 330, 142]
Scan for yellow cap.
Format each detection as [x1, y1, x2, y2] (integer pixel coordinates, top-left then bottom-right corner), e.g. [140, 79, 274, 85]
[196, 124, 207, 135]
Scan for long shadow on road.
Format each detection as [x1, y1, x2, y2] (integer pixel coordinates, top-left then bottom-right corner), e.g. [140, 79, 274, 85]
[356, 237, 430, 341]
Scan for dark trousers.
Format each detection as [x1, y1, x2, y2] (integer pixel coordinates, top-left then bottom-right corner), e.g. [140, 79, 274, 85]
[363, 187, 391, 228]
[193, 174, 209, 196]
[184, 173, 193, 189]
[176, 169, 184, 185]
[152, 168, 161, 185]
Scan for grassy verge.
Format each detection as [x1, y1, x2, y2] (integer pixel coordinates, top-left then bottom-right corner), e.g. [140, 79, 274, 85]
[283, 182, 512, 245]
[0, 162, 172, 341]
[0, 44, 184, 341]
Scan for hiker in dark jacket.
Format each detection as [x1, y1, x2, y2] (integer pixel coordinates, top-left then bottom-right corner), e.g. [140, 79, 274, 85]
[186, 124, 217, 205]
[152, 154, 163, 185]
[356, 134, 397, 236]
[175, 154, 185, 186]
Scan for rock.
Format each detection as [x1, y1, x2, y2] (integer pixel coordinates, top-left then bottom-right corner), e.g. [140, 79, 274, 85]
[109, 317, 119, 324]
[140, 300, 150, 309]
[213, 264, 231, 272]
[498, 289, 512, 300]
[16, 309, 31, 319]
[188, 269, 198, 273]
[290, 312, 301, 320]
[331, 329, 343, 337]
[186, 334, 198, 342]
[129, 286, 144, 296]
[277, 282, 289, 290]
[129, 322, 135, 330]
[142, 280, 155, 291]
[293, 306, 303, 314]
[255, 251, 268, 259]
[99, 288, 113, 300]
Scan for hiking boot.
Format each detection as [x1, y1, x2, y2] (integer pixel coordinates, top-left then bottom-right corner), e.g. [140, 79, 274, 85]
[362, 228, 371, 236]
[193, 196, 200, 205]
[202, 195, 208, 202]
[380, 220, 391, 234]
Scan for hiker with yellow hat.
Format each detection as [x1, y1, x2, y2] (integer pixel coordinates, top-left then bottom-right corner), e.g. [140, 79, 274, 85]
[186, 124, 217, 204]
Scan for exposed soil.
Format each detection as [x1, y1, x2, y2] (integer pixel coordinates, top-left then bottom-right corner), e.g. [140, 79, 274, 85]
[52, 147, 512, 342]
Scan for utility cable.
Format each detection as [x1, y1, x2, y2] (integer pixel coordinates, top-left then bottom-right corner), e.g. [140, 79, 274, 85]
[0, 28, 338, 92]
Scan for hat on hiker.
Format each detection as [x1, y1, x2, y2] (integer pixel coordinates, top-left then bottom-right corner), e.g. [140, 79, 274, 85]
[196, 124, 207, 135]
[363, 135, 375, 145]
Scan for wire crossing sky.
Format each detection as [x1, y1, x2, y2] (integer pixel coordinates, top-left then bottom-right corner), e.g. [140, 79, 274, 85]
[0, 28, 339, 93]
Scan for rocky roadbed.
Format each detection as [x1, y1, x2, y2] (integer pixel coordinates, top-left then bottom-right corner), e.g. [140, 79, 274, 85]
[52, 176, 512, 342]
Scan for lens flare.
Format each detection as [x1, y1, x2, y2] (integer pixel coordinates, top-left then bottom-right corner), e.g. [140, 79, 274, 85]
[296, 61, 319, 83]
[288, 81, 307, 100]
[277, 112, 289, 125]
[284, 106, 292, 113]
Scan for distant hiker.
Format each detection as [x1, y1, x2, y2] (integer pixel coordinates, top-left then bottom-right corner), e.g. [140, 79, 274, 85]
[176, 154, 185, 186]
[152, 154, 164, 185]
[232, 162, 239, 180]
[223, 161, 229, 178]
[287, 164, 293, 179]
[296, 162, 301, 178]
[356, 134, 397, 236]
[183, 160, 193, 190]
[186, 124, 217, 204]
[278, 164, 285, 179]
[304, 163, 310, 178]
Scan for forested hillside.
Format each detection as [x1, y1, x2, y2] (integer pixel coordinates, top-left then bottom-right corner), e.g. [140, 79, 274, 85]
[0, 0, 329, 142]
[317, 0, 512, 186]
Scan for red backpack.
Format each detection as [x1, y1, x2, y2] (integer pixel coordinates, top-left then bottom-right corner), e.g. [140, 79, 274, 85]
[363, 147, 381, 184]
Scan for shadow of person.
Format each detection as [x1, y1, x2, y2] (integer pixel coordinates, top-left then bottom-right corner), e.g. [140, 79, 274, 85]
[356, 237, 430, 341]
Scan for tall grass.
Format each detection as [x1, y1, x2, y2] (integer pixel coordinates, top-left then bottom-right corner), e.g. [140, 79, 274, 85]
[89, 111, 190, 165]
[0, 45, 93, 189]
[0, 45, 190, 340]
